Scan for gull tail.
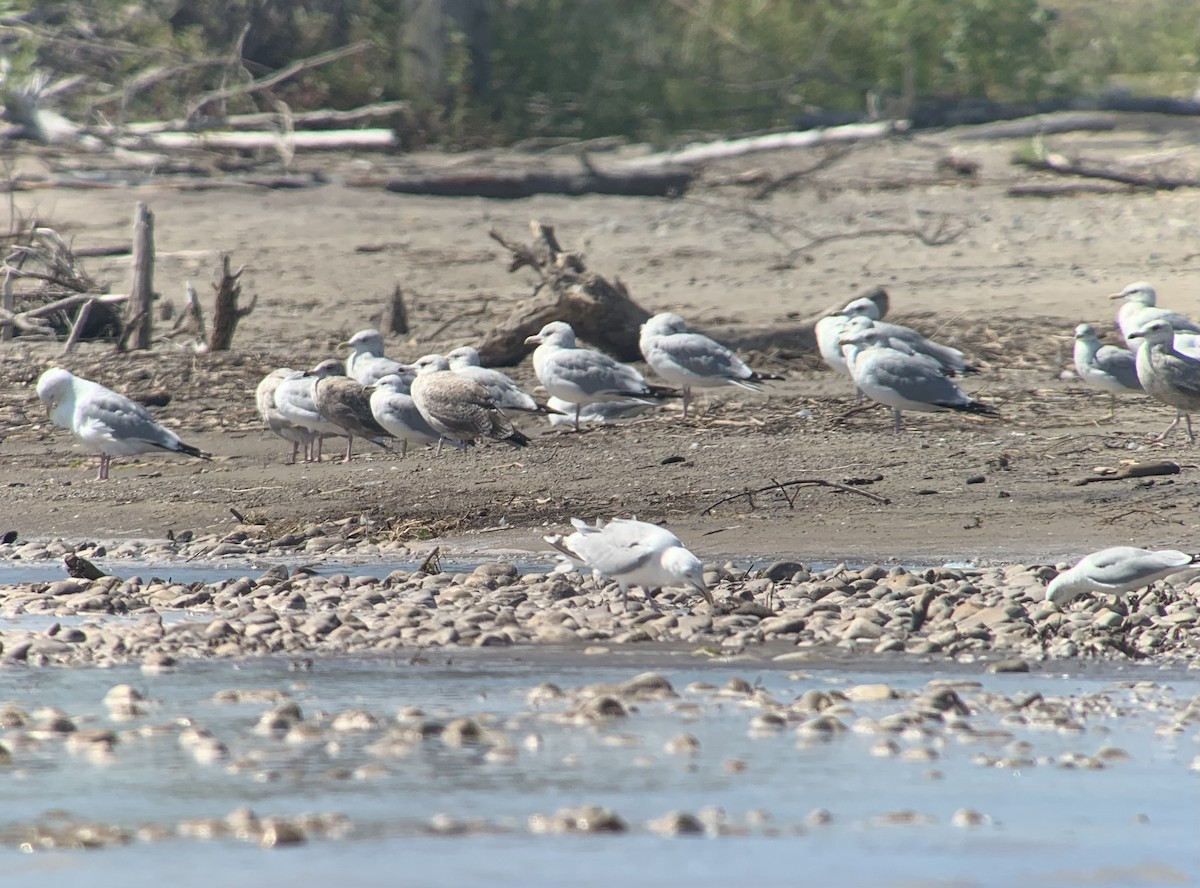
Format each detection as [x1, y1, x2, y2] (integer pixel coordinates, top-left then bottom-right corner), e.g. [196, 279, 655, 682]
[622, 384, 681, 402]
[174, 441, 212, 460]
[748, 370, 785, 383]
[509, 401, 567, 416]
[948, 399, 999, 419]
[503, 427, 530, 448]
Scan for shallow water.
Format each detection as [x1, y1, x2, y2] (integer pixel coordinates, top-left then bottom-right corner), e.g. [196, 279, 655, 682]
[1, 651, 1197, 888]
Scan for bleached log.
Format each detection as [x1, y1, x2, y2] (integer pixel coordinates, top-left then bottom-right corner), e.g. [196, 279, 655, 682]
[121, 101, 409, 134]
[61, 298, 96, 354]
[129, 203, 155, 350]
[118, 128, 396, 153]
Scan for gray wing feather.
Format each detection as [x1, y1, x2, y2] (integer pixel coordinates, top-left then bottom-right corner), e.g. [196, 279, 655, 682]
[864, 350, 968, 406]
[655, 334, 749, 379]
[547, 350, 647, 395]
[1084, 548, 1192, 587]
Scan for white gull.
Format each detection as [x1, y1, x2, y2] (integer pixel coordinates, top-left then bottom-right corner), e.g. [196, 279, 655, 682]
[1046, 546, 1197, 606]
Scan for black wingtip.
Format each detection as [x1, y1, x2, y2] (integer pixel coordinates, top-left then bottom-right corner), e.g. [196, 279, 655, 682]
[506, 428, 531, 448]
[750, 371, 785, 382]
[178, 442, 212, 460]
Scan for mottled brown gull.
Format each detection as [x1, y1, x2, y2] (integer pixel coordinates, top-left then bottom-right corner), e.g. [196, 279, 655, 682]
[311, 361, 394, 463]
[408, 354, 529, 450]
[445, 345, 558, 415]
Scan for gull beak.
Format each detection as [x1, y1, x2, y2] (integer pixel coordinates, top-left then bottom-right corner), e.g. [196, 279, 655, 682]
[694, 582, 714, 606]
[1108, 292, 1127, 300]
[1128, 331, 1144, 340]
[524, 334, 544, 346]
[336, 341, 352, 351]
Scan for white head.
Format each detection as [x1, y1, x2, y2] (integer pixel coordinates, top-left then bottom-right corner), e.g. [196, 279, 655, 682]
[838, 326, 886, 353]
[661, 546, 712, 605]
[1045, 570, 1084, 606]
[340, 329, 386, 355]
[1111, 282, 1157, 307]
[445, 346, 482, 369]
[1127, 318, 1176, 347]
[36, 367, 76, 410]
[524, 321, 576, 349]
[836, 297, 883, 321]
[307, 358, 347, 378]
[372, 373, 412, 394]
[641, 312, 688, 338]
[1073, 323, 1099, 342]
[406, 354, 451, 375]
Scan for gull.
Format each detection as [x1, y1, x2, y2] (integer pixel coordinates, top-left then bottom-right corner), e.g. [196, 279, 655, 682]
[273, 359, 349, 463]
[408, 354, 529, 449]
[36, 367, 210, 481]
[639, 312, 783, 417]
[525, 321, 679, 431]
[1071, 323, 1143, 420]
[1111, 282, 1200, 347]
[256, 368, 319, 464]
[1128, 318, 1200, 442]
[369, 373, 460, 456]
[816, 296, 887, 400]
[1046, 546, 1198, 606]
[840, 327, 998, 433]
[445, 345, 559, 415]
[837, 297, 974, 376]
[310, 362, 394, 463]
[340, 328, 406, 385]
[544, 517, 712, 608]
[545, 396, 652, 428]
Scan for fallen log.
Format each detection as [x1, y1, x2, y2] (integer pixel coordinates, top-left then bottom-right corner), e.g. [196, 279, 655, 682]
[119, 128, 396, 153]
[1013, 151, 1200, 190]
[364, 166, 692, 199]
[1006, 181, 1134, 198]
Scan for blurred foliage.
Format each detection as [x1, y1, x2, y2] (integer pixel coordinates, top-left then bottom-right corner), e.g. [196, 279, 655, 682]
[0, 0, 1197, 144]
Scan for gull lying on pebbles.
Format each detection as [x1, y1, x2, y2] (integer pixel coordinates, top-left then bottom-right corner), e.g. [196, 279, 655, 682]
[340, 328, 406, 385]
[274, 360, 348, 463]
[1111, 282, 1200, 347]
[1046, 546, 1198, 606]
[837, 297, 975, 376]
[639, 312, 782, 417]
[1072, 323, 1143, 419]
[369, 373, 460, 456]
[408, 354, 529, 450]
[545, 517, 712, 608]
[256, 368, 318, 464]
[36, 367, 210, 481]
[525, 321, 679, 431]
[1128, 319, 1200, 442]
[446, 345, 559, 415]
[840, 327, 997, 433]
[311, 361, 394, 463]
[545, 397, 652, 428]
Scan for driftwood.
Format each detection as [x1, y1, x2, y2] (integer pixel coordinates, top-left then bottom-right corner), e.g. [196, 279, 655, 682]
[475, 221, 654, 366]
[1006, 181, 1134, 198]
[0, 269, 12, 342]
[1071, 460, 1181, 486]
[207, 254, 255, 351]
[701, 477, 892, 515]
[129, 202, 155, 350]
[1013, 151, 1200, 190]
[121, 100, 409, 134]
[120, 129, 397, 153]
[366, 164, 692, 199]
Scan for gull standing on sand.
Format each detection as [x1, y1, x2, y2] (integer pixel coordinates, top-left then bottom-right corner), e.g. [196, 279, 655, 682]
[836, 297, 975, 376]
[1046, 546, 1197, 606]
[369, 373, 460, 456]
[445, 345, 558, 415]
[36, 368, 210, 481]
[525, 321, 678, 431]
[1112, 282, 1200, 347]
[639, 312, 783, 417]
[256, 368, 319, 464]
[545, 517, 712, 608]
[310, 362, 394, 463]
[840, 327, 997, 433]
[408, 354, 529, 449]
[274, 359, 348, 463]
[816, 296, 888, 399]
[1071, 323, 1143, 420]
[340, 329, 406, 385]
[1128, 318, 1200, 442]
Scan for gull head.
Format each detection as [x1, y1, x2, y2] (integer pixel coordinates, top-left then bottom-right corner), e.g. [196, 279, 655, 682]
[36, 367, 76, 411]
[305, 358, 347, 378]
[838, 326, 884, 349]
[1044, 570, 1083, 606]
[1073, 323, 1101, 343]
[1109, 282, 1156, 306]
[404, 354, 451, 376]
[445, 346, 482, 370]
[372, 374, 411, 394]
[339, 328, 386, 355]
[835, 297, 883, 320]
[524, 321, 576, 349]
[1127, 319, 1175, 346]
[641, 312, 688, 338]
[662, 547, 713, 605]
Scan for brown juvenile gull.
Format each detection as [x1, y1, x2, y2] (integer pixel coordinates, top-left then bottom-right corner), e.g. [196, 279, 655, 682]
[340, 328, 406, 385]
[309, 360, 394, 463]
[1128, 318, 1200, 442]
[639, 312, 783, 417]
[1111, 282, 1200, 347]
[36, 367, 210, 481]
[407, 354, 529, 450]
[256, 368, 319, 464]
[445, 345, 560, 415]
[369, 373, 464, 456]
[839, 327, 997, 434]
[525, 321, 679, 431]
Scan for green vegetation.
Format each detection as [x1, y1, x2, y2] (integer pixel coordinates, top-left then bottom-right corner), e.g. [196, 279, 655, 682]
[0, 0, 1197, 144]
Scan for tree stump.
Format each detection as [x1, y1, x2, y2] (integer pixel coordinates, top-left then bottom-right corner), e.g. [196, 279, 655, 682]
[128, 202, 155, 350]
[382, 284, 409, 335]
[207, 254, 255, 351]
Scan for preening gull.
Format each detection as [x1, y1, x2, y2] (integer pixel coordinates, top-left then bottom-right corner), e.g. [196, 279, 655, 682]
[840, 327, 997, 433]
[311, 364, 394, 463]
[408, 354, 529, 449]
[369, 373, 460, 456]
[1071, 323, 1142, 419]
[837, 297, 974, 376]
[340, 329, 406, 385]
[445, 345, 558, 415]
[1046, 546, 1197, 606]
[37, 367, 210, 481]
[256, 368, 319, 464]
[1128, 318, 1200, 442]
[639, 312, 782, 417]
[1111, 282, 1200, 347]
[525, 321, 678, 431]
[273, 359, 348, 463]
[545, 396, 652, 428]
[544, 517, 712, 608]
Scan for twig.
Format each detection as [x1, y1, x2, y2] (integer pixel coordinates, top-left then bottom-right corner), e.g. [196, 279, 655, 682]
[61, 298, 95, 354]
[701, 477, 891, 515]
[425, 305, 488, 340]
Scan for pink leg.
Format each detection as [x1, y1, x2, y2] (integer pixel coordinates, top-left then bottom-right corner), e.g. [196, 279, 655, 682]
[343, 437, 354, 464]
